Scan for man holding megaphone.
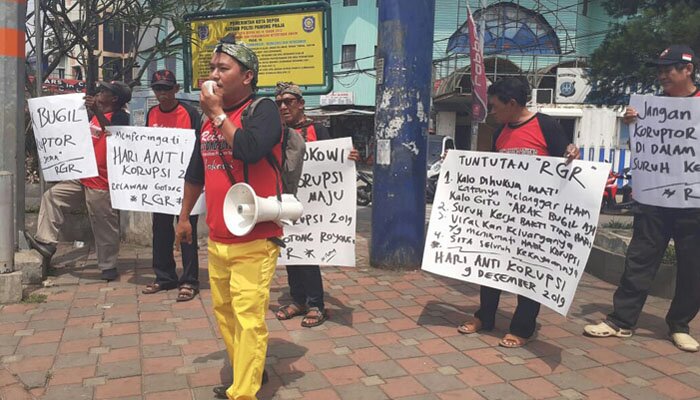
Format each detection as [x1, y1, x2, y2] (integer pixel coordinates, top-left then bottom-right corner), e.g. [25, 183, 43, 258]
[175, 33, 283, 400]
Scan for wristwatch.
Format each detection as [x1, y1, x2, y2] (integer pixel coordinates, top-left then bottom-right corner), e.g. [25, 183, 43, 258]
[212, 113, 227, 129]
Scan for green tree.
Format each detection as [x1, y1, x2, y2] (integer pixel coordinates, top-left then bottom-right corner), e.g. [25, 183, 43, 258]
[587, 0, 700, 104]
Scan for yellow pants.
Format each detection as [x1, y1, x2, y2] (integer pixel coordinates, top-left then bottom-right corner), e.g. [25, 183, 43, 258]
[208, 238, 280, 400]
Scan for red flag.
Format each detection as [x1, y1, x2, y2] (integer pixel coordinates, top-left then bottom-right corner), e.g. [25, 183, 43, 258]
[468, 6, 487, 123]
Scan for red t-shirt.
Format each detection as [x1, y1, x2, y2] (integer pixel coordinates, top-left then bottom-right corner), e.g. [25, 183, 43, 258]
[147, 103, 194, 129]
[495, 114, 550, 156]
[199, 99, 283, 244]
[80, 113, 112, 190]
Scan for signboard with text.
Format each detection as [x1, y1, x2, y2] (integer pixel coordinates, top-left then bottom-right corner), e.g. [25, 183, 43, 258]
[628, 94, 700, 208]
[27, 93, 98, 182]
[422, 151, 608, 315]
[185, 2, 332, 93]
[106, 126, 205, 215]
[278, 138, 357, 267]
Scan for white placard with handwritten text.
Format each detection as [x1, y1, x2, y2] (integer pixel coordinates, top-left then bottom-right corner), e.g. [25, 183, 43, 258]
[278, 137, 357, 267]
[27, 93, 98, 181]
[629, 94, 700, 208]
[422, 151, 608, 315]
[106, 126, 205, 215]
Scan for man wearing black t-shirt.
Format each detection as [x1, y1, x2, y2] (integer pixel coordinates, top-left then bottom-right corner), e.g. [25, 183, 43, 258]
[141, 70, 201, 302]
[458, 77, 579, 348]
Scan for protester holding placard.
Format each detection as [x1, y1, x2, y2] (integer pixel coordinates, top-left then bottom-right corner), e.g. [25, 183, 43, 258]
[174, 34, 280, 399]
[457, 77, 579, 348]
[139, 70, 202, 302]
[272, 82, 359, 328]
[585, 45, 700, 353]
[25, 81, 131, 281]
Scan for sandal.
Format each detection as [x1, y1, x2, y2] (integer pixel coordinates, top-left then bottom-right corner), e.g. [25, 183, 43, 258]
[142, 282, 175, 294]
[176, 284, 199, 302]
[457, 318, 482, 334]
[671, 333, 699, 352]
[583, 321, 633, 338]
[276, 303, 306, 320]
[499, 333, 529, 348]
[301, 307, 328, 328]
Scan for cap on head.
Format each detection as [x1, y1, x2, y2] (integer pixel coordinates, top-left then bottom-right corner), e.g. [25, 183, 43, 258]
[99, 81, 132, 105]
[214, 33, 259, 78]
[150, 69, 177, 88]
[275, 81, 303, 98]
[646, 44, 696, 66]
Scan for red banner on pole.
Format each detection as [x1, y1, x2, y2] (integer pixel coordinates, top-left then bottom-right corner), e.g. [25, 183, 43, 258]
[468, 6, 487, 123]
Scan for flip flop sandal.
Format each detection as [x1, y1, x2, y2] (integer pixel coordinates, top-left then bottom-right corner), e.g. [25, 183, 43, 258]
[499, 333, 529, 348]
[176, 285, 199, 302]
[276, 303, 306, 320]
[457, 318, 482, 334]
[671, 333, 699, 352]
[301, 307, 328, 328]
[142, 282, 175, 294]
[583, 321, 633, 338]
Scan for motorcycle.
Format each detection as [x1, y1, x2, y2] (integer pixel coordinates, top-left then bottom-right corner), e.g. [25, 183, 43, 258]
[426, 135, 454, 203]
[426, 158, 442, 204]
[601, 167, 633, 213]
[357, 170, 373, 206]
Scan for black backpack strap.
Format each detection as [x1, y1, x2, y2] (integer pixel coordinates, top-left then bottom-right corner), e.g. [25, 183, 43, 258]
[218, 146, 237, 186]
[265, 127, 286, 201]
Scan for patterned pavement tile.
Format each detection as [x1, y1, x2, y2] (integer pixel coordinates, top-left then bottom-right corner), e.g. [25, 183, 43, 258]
[0, 238, 697, 400]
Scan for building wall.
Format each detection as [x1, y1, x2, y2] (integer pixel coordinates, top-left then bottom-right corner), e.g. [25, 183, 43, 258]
[305, 0, 378, 108]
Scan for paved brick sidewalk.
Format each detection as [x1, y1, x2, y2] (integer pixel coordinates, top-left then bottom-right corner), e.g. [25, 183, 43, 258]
[1, 221, 698, 399]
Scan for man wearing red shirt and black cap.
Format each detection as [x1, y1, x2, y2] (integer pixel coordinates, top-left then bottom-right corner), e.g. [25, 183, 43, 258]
[25, 81, 131, 281]
[585, 45, 700, 353]
[175, 34, 281, 399]
[141, 70, 201, 302]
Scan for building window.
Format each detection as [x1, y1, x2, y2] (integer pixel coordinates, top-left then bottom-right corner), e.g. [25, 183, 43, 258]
[165, 57, 177, 76]
[57, 68, 65, 79]
[102, 57, 122, 81]
[72, 66, 83, 80]
[343, 0, 357, 6]
[103, 21, 124, 54]
[147, 60, 157, 81]
[341, 45, 356, 69]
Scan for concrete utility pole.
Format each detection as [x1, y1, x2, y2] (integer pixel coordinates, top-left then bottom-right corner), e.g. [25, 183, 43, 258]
[371, 0, 435, 269]
[0, 0, 28, 302]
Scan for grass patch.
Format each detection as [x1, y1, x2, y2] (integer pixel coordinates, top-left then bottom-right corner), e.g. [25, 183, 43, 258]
[21, 293, 47, 304]
[603, 219, 633, 229]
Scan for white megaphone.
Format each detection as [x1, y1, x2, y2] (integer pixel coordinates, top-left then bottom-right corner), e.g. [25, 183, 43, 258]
[223, 183, 303, 237]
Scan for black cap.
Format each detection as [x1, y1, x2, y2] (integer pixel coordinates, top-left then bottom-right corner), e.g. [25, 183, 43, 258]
[99, 81, 132, 105]
[646, 45, 696, 66]
[151, 70, 177, 88]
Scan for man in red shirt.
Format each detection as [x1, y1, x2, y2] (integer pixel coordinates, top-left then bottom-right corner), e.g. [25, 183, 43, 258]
[585, 45, 700, 352]
[458, 77, 579, 348]
[273, 82, 359, 327]
[25, 81, 131, 281]
[140, 70, 201, 302]
[175, 34, 282, 400]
